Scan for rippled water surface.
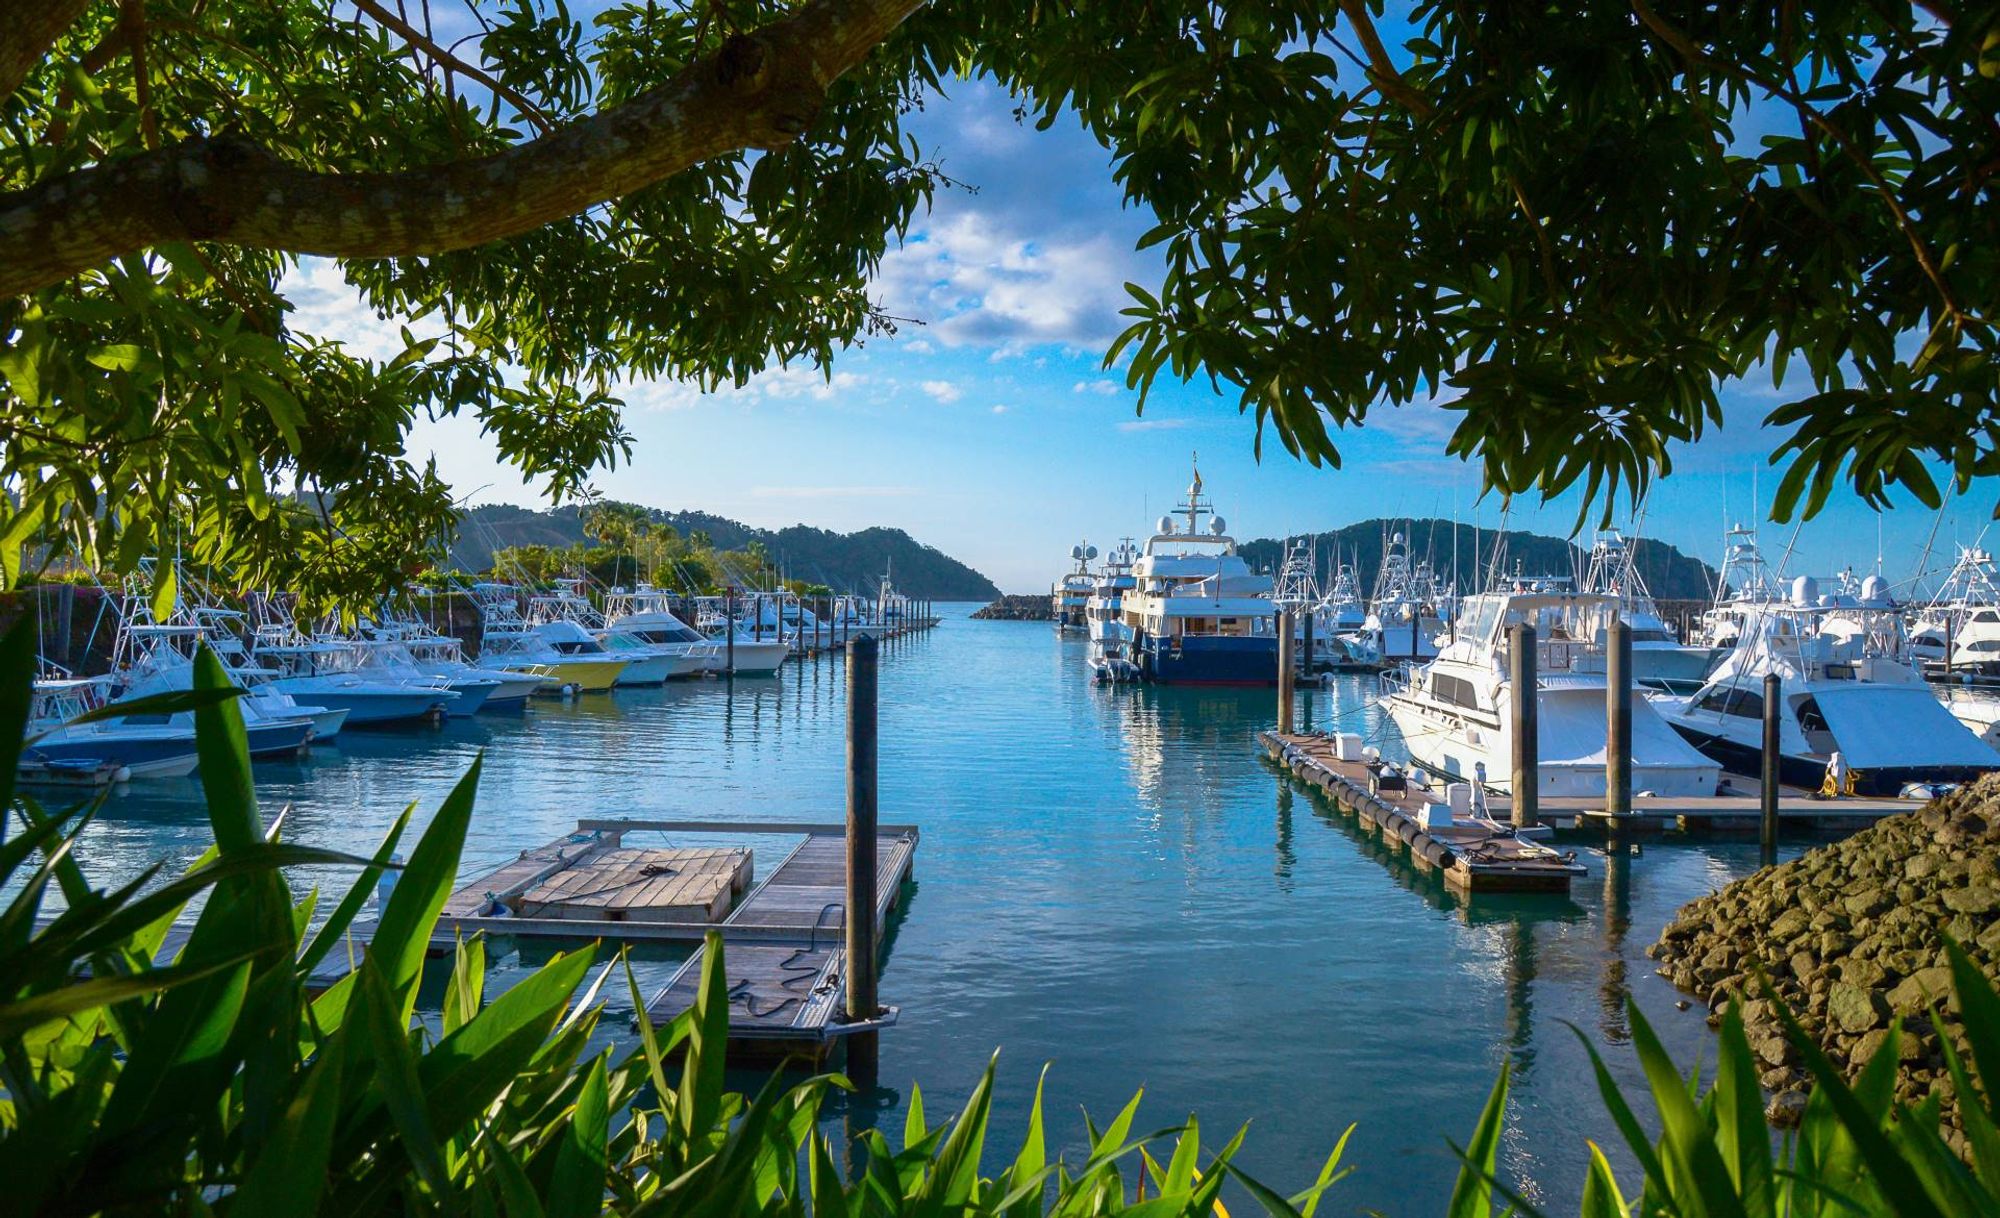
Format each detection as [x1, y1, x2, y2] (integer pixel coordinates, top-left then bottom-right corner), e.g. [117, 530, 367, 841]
[56, 606, 1805, 1215]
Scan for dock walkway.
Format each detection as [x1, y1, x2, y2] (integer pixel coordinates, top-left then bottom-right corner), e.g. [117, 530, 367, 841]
[644, 827, 917, 1059]
[1262, 732, 1585, 893]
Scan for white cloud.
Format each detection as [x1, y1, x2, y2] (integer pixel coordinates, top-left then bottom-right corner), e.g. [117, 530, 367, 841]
[874, 211, 1155, 353]
[920, 379, 963, 403]
[1073, 379, 1120, 395]
[625, 367, 866, 412]
[1117, 418, 1189, 433]
[991, 404, 1010, 414]
[283, 259, 435, 363]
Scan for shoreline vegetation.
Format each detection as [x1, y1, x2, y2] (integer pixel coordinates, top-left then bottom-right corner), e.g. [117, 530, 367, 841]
[7, 609, 2000, 1214]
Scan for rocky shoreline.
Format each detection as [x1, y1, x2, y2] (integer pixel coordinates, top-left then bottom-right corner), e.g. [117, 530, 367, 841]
[1649, 777, 2000, 1135]
[971, 594, 1053, 621]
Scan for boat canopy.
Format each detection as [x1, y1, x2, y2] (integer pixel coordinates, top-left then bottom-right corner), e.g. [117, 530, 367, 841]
[1808, 686, 2000, 771]
[1536, 685, 1717, 770]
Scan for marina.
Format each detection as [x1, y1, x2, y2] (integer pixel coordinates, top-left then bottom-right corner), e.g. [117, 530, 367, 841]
[12, 608, 1840, 1212]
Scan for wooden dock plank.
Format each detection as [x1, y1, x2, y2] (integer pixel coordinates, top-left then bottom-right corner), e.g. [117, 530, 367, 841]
[643, 827, 916, 1053]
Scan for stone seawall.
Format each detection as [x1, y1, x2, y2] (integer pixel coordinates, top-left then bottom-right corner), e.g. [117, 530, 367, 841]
[1649, 776, 2000, 1134]
[971, 594, 1053, 621]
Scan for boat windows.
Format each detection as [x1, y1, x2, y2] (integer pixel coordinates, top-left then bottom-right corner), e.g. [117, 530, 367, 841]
[1696, 688, 1765, 718]
[1429, 673, 1480, 708]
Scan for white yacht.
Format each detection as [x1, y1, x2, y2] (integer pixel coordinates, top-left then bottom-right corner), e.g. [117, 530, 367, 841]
[1084, 540, 1139, 679]
[1320, 561, 1377, 666]
[1580, 528, 1716, 692]
[109, 622, 329, 758]
[473, 584, 631, 693]
[1120, 461, 1280, 685]
[602, 585, 722, 676]
[1909, 546, 2000, 674]
[1361, 531, 1449, 663]
[1380, 582, 1722, 798]
[22, 675, 199, 780]
[1053, 544, 1096, 633]
[354, 616, 541, 712]
[1693, 524, 1785, 653]
[1658, 578, 2000, 794]
[526, 580, 682, 686]
[690, 594, 792, 674]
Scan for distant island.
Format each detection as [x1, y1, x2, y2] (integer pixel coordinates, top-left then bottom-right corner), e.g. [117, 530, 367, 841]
[1235, 519, 1721, 601]
[451, 504, 1001, 600]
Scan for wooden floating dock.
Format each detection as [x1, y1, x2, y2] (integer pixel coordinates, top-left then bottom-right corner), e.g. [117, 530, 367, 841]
[1482, 783, 1916, 836]
[645, 826, 918, 1062]
[1260, 732, 1587, 894]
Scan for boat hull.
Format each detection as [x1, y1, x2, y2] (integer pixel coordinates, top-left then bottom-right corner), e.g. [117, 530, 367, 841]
[610, 654, 678, 687]
[1669, 722, 1994, 796]
[1137, 634, 1280, 686]
[262, 683, 453, 725]
[709, 640, 789, 676]
[22, 730, 200, 776]
[522, 659, 628, 693]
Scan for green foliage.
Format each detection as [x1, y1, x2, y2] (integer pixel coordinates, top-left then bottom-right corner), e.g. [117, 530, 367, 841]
[8, 602, 2000, 1216]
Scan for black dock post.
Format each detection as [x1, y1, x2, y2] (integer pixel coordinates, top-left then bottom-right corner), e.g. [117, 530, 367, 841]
[845, 632, 880, 1086]
[1607, 618, 1632, 820]
[1275, 610, 1294, 735]
[1509, 623, 1539, 828]
[1301, 609, 1315, 680]
[1761, 673, 1782, 863]
[725, 592, 736, 676]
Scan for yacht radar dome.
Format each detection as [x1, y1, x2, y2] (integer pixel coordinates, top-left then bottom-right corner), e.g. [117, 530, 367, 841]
[1860, 574, 1889, 605]
[1792, 575, 1820, 607]
[1086, 545, 1099, 560]
[1157, 515, 1176, 535]
[1070, 545, 1084, 560]
[1209, 516, 1227, 536]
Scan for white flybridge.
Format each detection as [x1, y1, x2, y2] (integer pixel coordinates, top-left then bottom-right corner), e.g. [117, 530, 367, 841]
[1120, 458, 1279, 685]
[1579, 527, 1716, 692]
[1360, 529, 1449, 663]
[1695, 524, 1785, 652]
[1658, 577, 2000, 795]
[601, 586, 722, 676]
[1380, 580, 1723, 798]
[1910, 546, 2000, 673]
[526, 579, 686, 686]
[1052, 544, 1097, 633]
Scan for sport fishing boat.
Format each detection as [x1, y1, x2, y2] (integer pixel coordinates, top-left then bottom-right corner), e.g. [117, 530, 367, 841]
[1085, 540, 1140, 680]
[473, 584, 630, 693]
[1657, 579, 2000, 795]
[353, 616, 540, 713]
[21, 675, 200, 780]
[601, 585, 721, 677]
[1693, 524, 1785, 654]
[1360, 530, 1449, 663]
[690, 594, 791, 674]
[109, 622, 328, 758]
[1380, 581, 1722, 798]
[1053, 544, 1097, 633]
[1909, 546, 2000, 676]
[526, 580, 681, 686]
[1580, 527, 1716, 692]
[248, 630, 463, 723]
[1320, 561, 1377, 666]
[1121, 460, 1280, 685]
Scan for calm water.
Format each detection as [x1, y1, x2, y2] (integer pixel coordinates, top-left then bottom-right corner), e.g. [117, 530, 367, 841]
[45, 605, 1797, 1214]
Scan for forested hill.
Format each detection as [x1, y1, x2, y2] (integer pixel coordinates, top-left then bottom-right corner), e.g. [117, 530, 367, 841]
[449, 505, 1000, 599]
[1237, 520, 1720, 601]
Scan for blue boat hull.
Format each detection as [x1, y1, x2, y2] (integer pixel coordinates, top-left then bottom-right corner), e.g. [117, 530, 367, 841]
[23, 734, 198, 769]
[1137, 634, 1280, 686]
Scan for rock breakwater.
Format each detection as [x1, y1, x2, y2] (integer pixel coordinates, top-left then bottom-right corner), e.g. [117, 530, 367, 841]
[971, 594, 1053, 621]
[1649, 776, 2000, 1133]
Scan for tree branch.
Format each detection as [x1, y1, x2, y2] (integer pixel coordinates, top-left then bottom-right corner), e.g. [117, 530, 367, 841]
[348, 0, 554, 135]
[0, 0, 927, 299]
[1336, 0, 1431, 118]
[1, 0, 96, 100]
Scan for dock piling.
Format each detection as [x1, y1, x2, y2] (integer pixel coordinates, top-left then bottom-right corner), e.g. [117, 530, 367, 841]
[726, 592, 736, 676]
[845, 632, 881, 1086]
[1761, 673, 1782, 863]
[1301, 609, 1314, 679]
[1275, 610, 1294, 735]
[1606, 619, 1632, 820]
[1509, 623, 1539, 828]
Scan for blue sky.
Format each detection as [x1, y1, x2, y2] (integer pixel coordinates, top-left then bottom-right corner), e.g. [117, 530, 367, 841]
[291, 73, 1996, 595]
